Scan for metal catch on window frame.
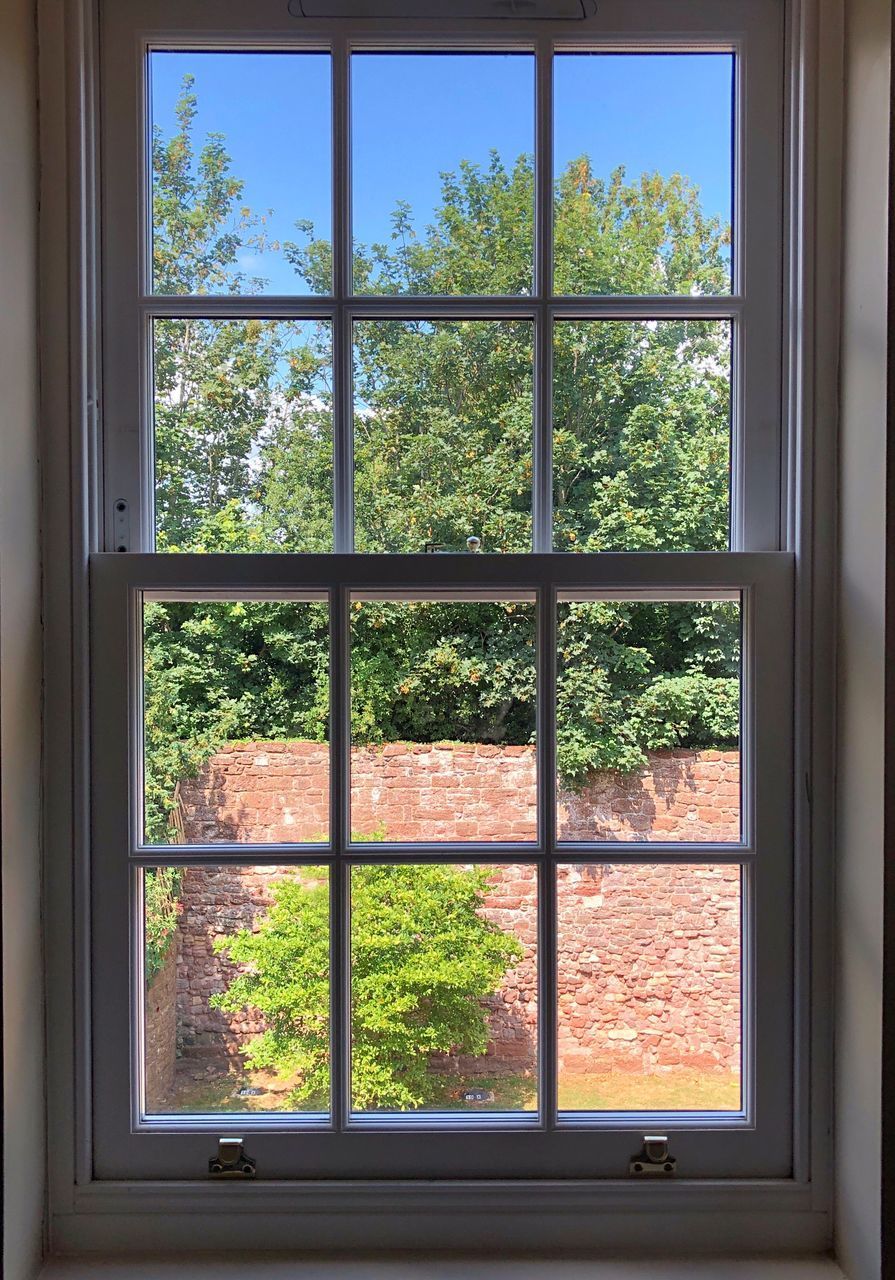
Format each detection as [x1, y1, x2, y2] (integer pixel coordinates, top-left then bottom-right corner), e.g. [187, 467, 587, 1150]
[209, 1137, 256, 1178]
[629, 1134, 677, 1176]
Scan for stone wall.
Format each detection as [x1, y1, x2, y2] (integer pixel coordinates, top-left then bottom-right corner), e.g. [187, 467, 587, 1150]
[168, 745, 741, 1079]
[145, 941, 177, 1108]
[178, 742, 741, 844]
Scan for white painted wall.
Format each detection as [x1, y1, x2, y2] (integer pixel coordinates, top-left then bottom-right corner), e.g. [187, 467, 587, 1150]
[0, 0, 45, 1276]
[835, 0, 891, 1273]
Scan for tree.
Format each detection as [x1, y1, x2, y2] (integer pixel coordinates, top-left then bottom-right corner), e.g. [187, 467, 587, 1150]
[142, 81, 739, 839]
[151, 80, 333, 553]
[211, 865, 524, 1110]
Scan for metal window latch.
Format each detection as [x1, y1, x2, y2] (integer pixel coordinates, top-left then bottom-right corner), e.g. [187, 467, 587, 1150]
[209, 1137, 256, 1178]
[629, 1134, 677, 1176]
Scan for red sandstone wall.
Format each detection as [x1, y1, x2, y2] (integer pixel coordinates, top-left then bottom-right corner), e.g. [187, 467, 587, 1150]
[555, 863, 740, 1076]
[145, 942, 177, 1109]
[179, 742, 740, 843]
[168, 745, 741, 1081]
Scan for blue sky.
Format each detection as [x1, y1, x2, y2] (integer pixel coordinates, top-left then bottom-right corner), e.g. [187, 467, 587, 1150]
[151, 50, 732, 294]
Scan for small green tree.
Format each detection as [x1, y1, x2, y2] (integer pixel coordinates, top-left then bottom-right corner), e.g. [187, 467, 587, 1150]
[212, 864, 524, 1110]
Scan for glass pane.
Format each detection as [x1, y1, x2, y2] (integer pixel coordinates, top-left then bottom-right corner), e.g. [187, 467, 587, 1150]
[349, 864, 538, 1114]
[351, 53, 534, 295]
[557, 863, 741, 1112]
[153, 318, 332, 552]
[554, 53, 734, 295]
[143, 865, 330, 1115]
[556, 597, 741, 841]
[142, 598, 330, 845]
[553, 320, 732, 552]
[150, 52, 332, 295]
[353, 320, 533, 552]
[350, 596, 537, 842]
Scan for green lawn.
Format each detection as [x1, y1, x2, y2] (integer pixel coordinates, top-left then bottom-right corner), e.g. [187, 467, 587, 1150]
[558, 1070, 741, 1113]
[157, 1063, 738, 1115]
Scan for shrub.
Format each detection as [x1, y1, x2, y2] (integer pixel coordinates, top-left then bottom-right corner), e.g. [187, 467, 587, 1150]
[211, 864, 524, 1110]
[144, 866, 183, 983]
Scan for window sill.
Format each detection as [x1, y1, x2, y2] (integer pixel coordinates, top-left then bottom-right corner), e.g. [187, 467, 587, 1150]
[39, 1255, 845, 1280]
[50, 1178, 831, 1256]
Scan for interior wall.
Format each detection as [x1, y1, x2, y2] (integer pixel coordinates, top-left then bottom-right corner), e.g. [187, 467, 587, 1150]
[835, 0, 891, 1272]
[0, 0, 45, 1276]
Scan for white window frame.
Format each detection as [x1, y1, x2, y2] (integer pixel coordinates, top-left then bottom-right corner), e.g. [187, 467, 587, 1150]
[38, 0, 839, 1255]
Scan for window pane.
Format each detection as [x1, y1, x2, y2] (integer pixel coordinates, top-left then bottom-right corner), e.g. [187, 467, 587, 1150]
[143, 865, 330, 1115]
[556, 597, 741, 842]
[150, 52, 332, 295]
[557, 864, 741, 1112]
[349, 864, 538, 1114]
[351, 53, 534, 295]
[553, 320, 732, 552]
[142, 598, 330, 845]
[554, 53, 734, 295]
[353, 320, 533, 552]
[350, 596, 537, 842]
[153, 318, 332, 552]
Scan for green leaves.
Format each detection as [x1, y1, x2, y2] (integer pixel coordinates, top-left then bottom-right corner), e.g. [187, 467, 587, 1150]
[552, 318, 731, 553]
[213, 874, 331, 1104]
[144, 868, 183, 982]
[153, 316, 333, 554]
[211, 865, 524, 1111]
[349, 602, 536, 748]
[555, 600, 740, 785]
[553, 161, 730, 296]
[353, 319, 534, 553]
[142, 601, 330, 841]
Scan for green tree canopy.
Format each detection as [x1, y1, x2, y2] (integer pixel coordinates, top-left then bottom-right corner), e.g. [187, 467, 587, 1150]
[143, 80, 739, 840]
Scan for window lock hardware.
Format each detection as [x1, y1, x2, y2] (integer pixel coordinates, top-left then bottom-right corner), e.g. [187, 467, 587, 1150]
[629, 1134, 676, 1176]
[209, 1137, 256, 1178]
[112, 498, 130, 553]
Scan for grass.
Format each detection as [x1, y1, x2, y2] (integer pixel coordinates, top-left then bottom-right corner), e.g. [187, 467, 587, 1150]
[157, 1064, 327, 1115]
[558, 1070, 741, 1112]
[158, 1063, 739, 1116]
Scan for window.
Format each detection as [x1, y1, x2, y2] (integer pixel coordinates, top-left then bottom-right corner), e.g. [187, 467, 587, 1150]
[92, 0, 792, 1184]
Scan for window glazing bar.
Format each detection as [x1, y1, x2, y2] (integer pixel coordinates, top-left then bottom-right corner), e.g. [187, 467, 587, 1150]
[137, 295, 744, 318]
[538, 585, 558, 1126]
[129, 845, 757, 866]
[102, 550, 789, 592]
[532, 38, 553, 554]
[330, 584, 350, 1128]
[332, 36, 354, 553]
